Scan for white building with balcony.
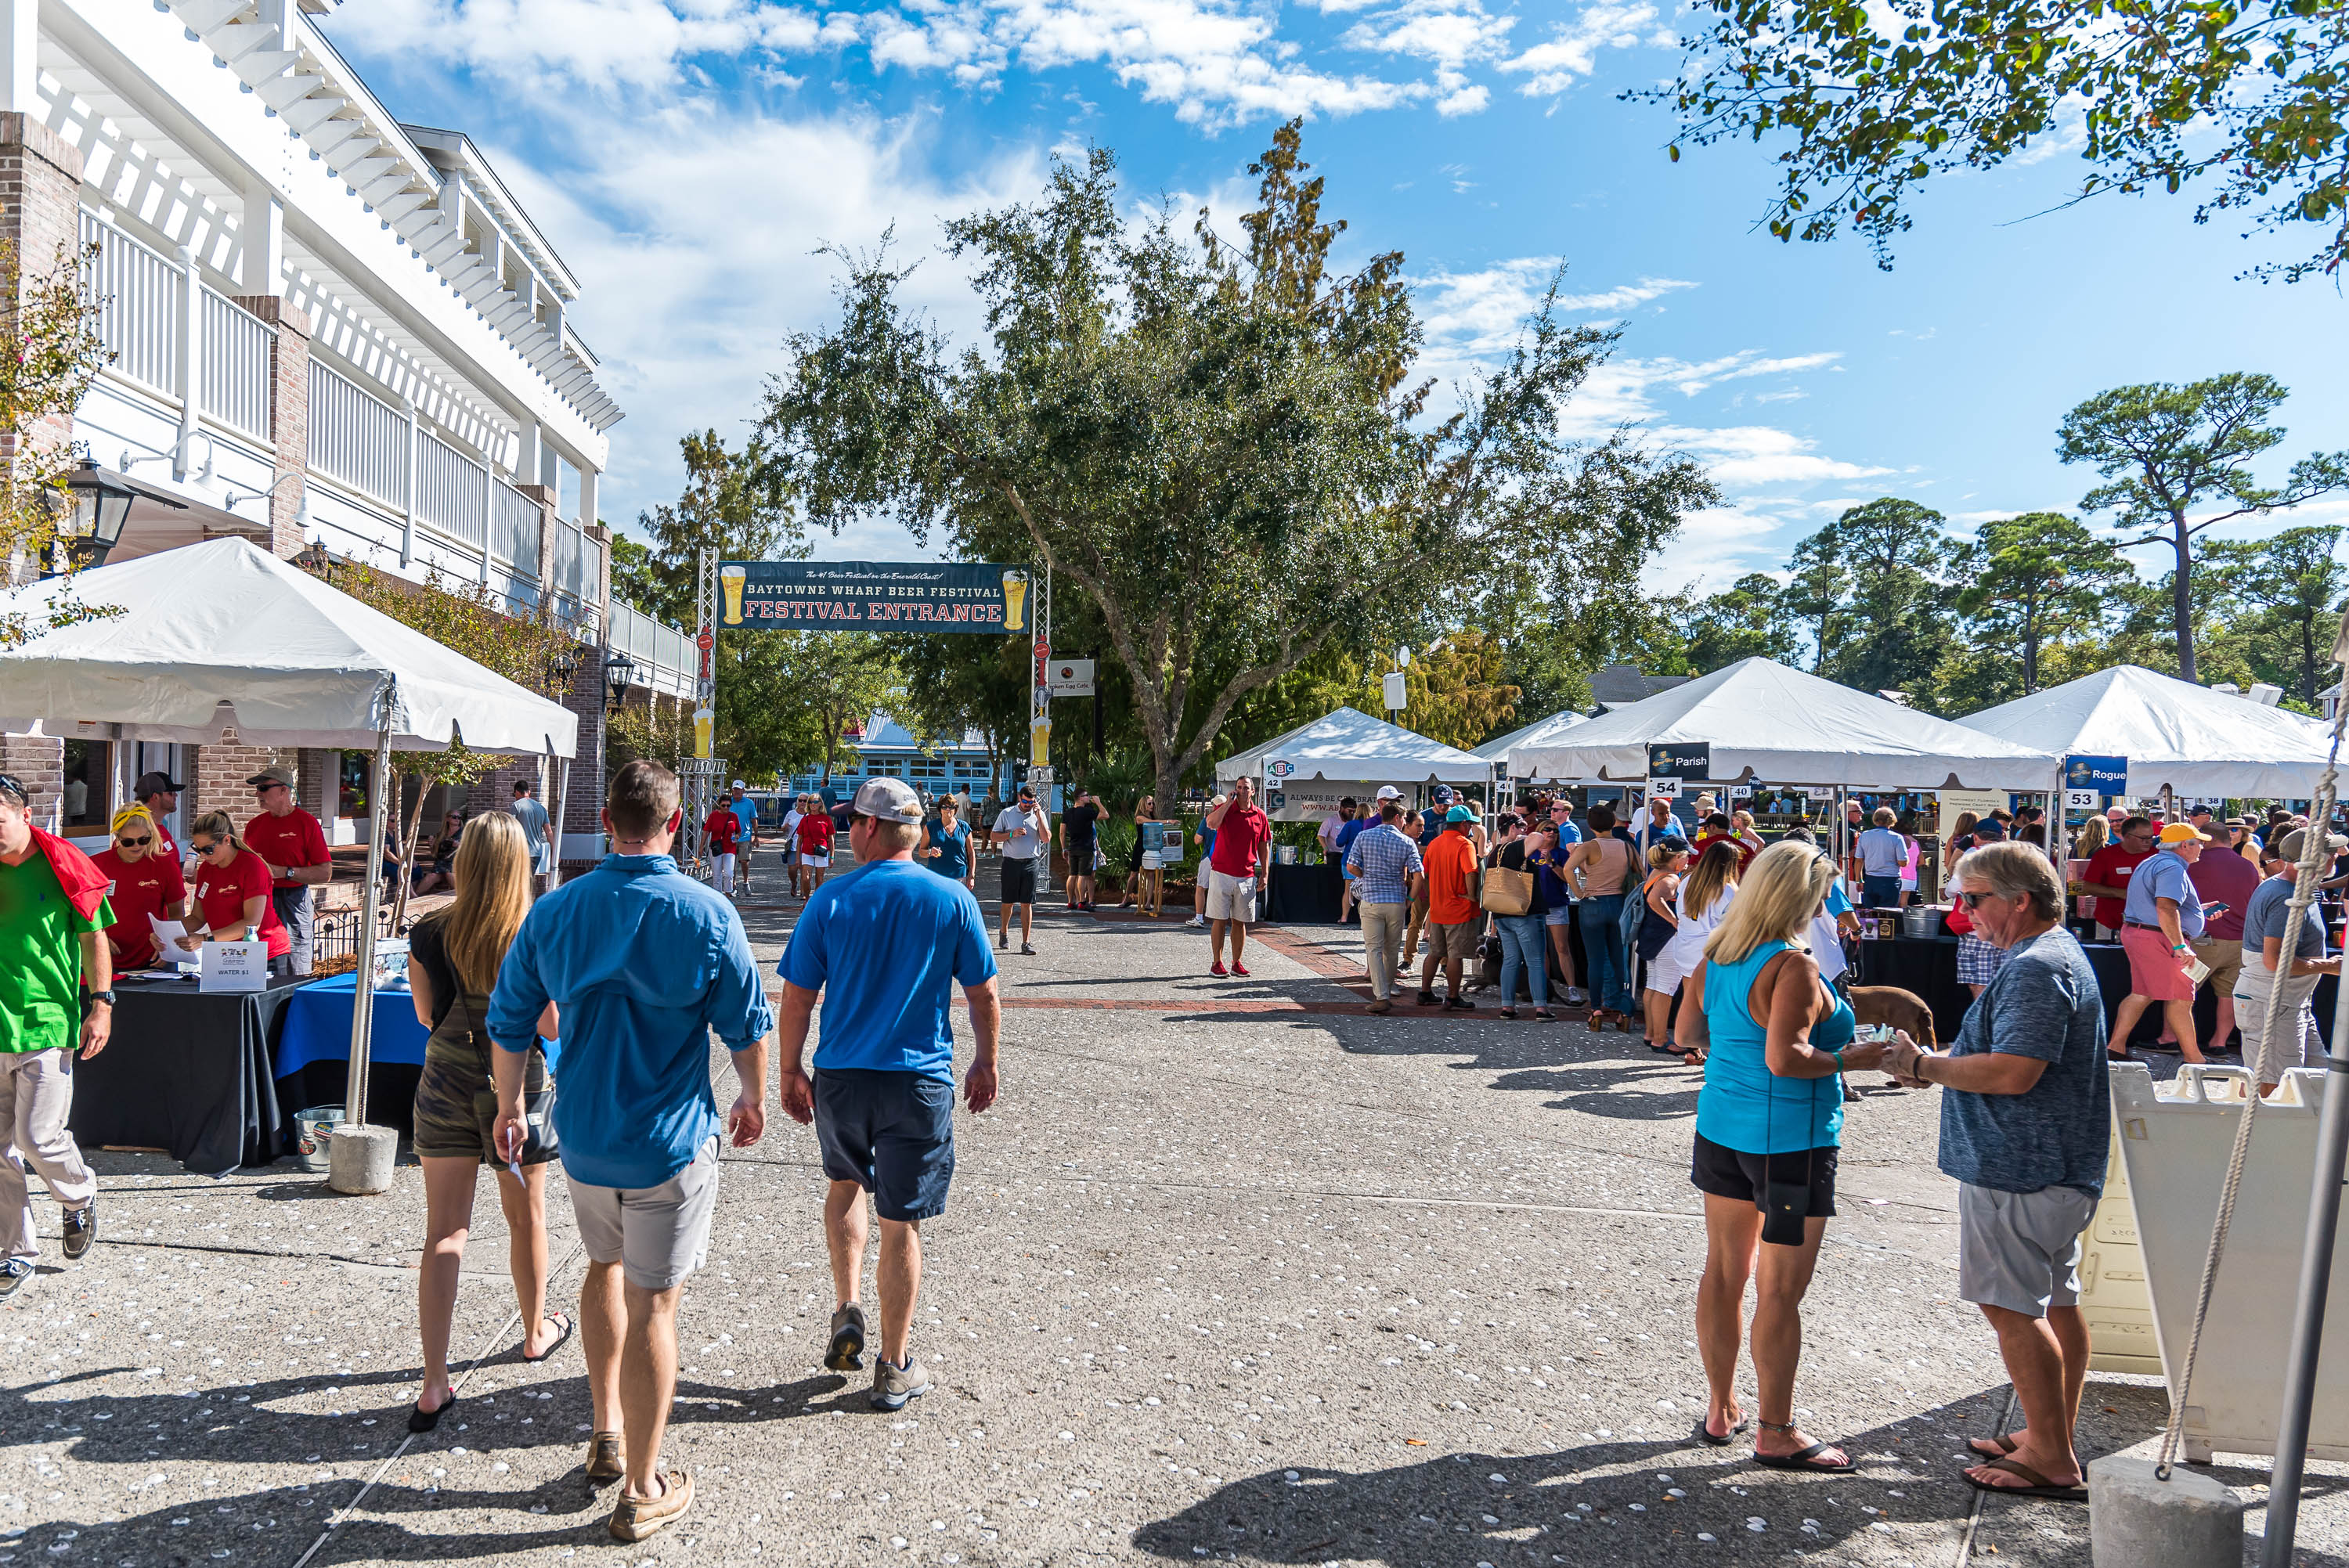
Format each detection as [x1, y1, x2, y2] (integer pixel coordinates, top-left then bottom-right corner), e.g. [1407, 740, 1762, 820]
[0, 0, 632, 861]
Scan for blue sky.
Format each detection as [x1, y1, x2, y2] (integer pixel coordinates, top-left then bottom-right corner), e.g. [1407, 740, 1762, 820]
[328, 0, 2347, 593]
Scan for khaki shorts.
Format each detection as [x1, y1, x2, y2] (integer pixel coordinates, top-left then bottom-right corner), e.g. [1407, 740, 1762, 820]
[571, 1135, 721, 1292]
[1424, 919, 1479, 963]
[1958, 1181, 2096, 1317]
[2189, 937, 2243, 999]
[1205, 868, 1258, 922]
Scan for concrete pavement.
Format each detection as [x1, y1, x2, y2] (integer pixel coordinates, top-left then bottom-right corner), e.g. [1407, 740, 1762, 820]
[2, 881, 2339, 1567]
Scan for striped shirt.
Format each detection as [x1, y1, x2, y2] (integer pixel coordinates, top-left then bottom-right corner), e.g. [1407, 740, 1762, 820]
[1344, 823, 1425, 906]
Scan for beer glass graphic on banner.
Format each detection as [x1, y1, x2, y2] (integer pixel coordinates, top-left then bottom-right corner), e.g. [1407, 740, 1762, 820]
[719, 564, 747, 625]
[694, 707, 715, 759]
[1001, 569, 1029, 631]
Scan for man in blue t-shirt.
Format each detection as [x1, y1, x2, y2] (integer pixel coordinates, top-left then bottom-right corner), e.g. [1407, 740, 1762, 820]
[776, 777, 1001, 1413]
[1888, 841, 2105, 1502]
[489, 760, 772, 1542]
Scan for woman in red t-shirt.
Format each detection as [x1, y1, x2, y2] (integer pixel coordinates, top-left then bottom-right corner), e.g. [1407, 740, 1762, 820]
[796, 808, 835, 894]
[179, 810, 294, 975]
[90, 804, 187, 971]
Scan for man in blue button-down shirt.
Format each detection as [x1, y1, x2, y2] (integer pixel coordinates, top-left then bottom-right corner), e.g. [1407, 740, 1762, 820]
[490, 760, 772, 1544]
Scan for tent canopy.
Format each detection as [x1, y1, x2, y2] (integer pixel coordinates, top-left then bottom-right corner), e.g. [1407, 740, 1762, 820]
[1508, 658, 2058, 790]
[1215, 707, 1488, 818]
[1955, 665, 2338, 798]
[1472, 707, 1585, 763]
[0, 538, 580, 758]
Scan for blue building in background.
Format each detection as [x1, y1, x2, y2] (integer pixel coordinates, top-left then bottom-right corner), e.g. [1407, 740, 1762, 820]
[780, 712, 1012, 807]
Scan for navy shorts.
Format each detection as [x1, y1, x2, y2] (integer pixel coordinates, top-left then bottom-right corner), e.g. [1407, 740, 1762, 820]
[815, 1069, 956, 1221]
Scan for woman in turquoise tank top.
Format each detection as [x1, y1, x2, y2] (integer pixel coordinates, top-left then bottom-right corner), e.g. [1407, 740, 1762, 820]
[1674, 842, 1889, 1472]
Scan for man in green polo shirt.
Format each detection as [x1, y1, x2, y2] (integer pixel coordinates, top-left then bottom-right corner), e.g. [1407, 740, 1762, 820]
[0, 773, 115, 1296]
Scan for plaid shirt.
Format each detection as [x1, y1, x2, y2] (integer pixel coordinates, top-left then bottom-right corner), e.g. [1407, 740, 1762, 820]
[1344, 822, 1424, 906]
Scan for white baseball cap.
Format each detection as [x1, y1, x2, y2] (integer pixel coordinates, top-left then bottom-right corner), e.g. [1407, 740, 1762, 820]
[731, 778, 747, 789]
[851, 777, 923, 824]
[1375, 785, 1403, 801]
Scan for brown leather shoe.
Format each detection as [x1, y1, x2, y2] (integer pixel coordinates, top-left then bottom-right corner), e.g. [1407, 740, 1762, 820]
[1369, 998, 1392, 1015]
[584, 1431, 624, 1487]
[608, 1468, 693, 1541]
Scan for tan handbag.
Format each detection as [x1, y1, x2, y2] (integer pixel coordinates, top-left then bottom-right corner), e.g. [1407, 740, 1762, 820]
[1481, 855, 1534, 916]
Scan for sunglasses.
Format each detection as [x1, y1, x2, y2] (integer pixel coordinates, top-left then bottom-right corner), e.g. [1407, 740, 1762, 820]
[1958, 890, 2005, 908]
[191, 840, 223, 855]
[0, 771, 23, 806]
[115, 834, 153, 848]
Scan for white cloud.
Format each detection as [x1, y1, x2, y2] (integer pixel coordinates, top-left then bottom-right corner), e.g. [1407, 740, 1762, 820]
[482, 102, 1044, 550]
[1499, 2, 1675, 96]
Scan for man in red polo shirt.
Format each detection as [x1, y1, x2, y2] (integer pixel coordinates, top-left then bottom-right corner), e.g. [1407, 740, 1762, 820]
[2080, 816, 2156, 939]
[243, 766, 331, 975]
[1203, 777, 1272, 978]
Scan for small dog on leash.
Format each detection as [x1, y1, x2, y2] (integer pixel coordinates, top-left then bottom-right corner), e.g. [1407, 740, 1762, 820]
[1848, 984, 1936, 1087]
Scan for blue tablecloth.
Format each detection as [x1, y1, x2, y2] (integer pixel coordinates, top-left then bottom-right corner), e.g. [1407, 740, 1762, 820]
[274, 975, 431, 1078]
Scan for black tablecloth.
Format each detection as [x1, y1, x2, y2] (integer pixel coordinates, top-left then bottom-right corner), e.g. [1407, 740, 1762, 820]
[70, 975, 309, 1175]
[1854, 935, 2338, 1053]
[1266, 863, 1344, 923]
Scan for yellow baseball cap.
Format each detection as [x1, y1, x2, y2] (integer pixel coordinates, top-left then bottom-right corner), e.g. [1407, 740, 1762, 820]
[2158, 822, 2211, 845]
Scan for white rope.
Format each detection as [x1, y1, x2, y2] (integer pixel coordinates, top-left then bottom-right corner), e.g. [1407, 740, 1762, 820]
[2153, 692, 2349, 1481]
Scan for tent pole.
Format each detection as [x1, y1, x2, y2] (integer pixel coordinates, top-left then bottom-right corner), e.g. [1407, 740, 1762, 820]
[2261, 949, 2349, 1567]
[546, 746, 570, 892]
[345, 679, 395, 1128]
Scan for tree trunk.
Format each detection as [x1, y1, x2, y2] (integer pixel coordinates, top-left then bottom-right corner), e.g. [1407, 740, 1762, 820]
[2301, 618, 2318, 705]
[2171, 517, 2197, 683]
[390, 774, 425, 933]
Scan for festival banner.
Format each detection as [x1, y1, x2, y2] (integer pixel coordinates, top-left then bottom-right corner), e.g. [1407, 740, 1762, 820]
[717, 561, 1025, 633]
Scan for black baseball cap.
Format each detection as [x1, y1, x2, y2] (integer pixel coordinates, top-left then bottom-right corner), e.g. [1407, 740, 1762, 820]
[133, 770, 183, 797]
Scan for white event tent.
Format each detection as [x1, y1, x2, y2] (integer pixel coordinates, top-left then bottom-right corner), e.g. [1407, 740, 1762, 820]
[1506, 658, 2059, 791]
[1472, 708, 1586, 766]
[0, 538, 582, 1144]
[1955, 665, 2340, 799]
[1216, 706, 1489, 820]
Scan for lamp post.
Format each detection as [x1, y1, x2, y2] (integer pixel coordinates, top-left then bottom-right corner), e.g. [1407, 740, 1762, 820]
[603, 649, 637, 716]
[43, 460, 164, 575]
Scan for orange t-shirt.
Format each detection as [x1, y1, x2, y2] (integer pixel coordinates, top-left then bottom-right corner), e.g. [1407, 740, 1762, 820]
[1424, 830, 1480, 925]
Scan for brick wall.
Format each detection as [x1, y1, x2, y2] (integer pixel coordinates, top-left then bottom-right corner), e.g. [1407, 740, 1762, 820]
[561, 653, 606, 848]
[229, 296, 312, 557]
[0, 115, 87, 470]
[191, 743, 298, 827]
[0, 734, 62, 829]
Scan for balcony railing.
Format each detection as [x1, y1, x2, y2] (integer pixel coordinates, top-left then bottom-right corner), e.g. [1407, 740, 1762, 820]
[85, 211, 276, 448]
[416, 431, 485, 552]
[200, 292, 273, 442]
[84, 211, 179, 394]
[308, 362, 409, 509]
[609, 601, 695, 697]
[491, 479, 539, 577]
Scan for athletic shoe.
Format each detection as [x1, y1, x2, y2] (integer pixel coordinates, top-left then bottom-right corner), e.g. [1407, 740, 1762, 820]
[996, 928, 1008, 950]
[0, 1259, 29, 1299]
[1416, 990, 1438, 1007]
[61, 1204, 95, 1261]
[871, 1355, 933, 1411]
[1231, 963, 1251, 978]
[1185, 916, 1207, 928]
[1209, 961, 1229, 978]
[608, 1469, 695, 1542]
[1564, 987, 1589, 1006]
[1020, 943, 1037, 955]
[825, 1303, 868, 1372]
[1445, 996, 1477, 1011]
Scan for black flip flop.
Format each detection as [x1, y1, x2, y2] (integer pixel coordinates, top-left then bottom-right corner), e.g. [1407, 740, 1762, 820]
[1694, 1416, 1750, 1447]
[1962, 1456, 2087, 1501]
[521, 1310, 575, 1363]
[1752, 1441, 1856, 1472]
[407, 1393, 456, 1433]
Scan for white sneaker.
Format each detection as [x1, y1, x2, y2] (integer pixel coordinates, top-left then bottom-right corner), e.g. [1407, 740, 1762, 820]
[1564, 986, 1589, 1005]
[1185, 915, 1206, 928]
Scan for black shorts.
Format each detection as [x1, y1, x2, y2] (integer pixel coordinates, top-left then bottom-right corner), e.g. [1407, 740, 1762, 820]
[1690, 1131, 1838, 1220]
[815, 1069, 955, 1221]
[1001, 856, 1039, 906]
[1066, 838, 1095, 871]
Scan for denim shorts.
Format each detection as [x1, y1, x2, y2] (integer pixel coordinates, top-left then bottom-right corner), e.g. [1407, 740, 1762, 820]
[816, 1069, 957, 1221]
[1543, 907, 1574, 928]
